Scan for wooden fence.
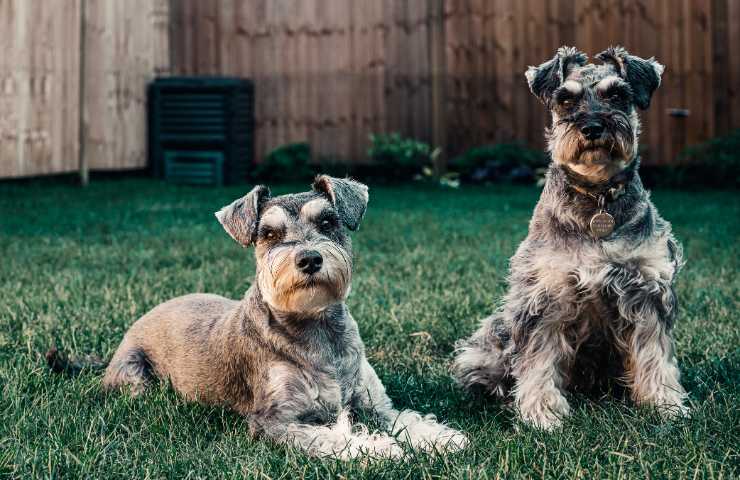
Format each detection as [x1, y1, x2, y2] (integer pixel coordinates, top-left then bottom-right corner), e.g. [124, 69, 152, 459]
[1, 0, 739, 179]
[0, 0, 168, 179]
[0, 0, 81, 178]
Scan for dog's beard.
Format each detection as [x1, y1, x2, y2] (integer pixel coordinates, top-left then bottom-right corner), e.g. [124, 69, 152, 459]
[548, 116, 637, 183]
[257, 242, 351, 313]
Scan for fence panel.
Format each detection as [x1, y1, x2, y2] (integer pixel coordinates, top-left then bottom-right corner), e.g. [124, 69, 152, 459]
[1, 0, 737, 178]
[83, 0, 170, 170]
[0, 0, 81, 178]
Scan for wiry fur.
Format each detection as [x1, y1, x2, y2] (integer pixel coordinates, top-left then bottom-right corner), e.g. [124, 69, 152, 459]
[53, 176, 467, 459]
[454, 47, 688, 430]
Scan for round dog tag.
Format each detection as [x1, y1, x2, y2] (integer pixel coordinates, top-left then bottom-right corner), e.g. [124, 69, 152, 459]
[590, 212, 615, 238]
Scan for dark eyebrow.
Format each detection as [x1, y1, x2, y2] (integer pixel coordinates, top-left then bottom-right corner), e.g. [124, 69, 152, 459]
[258, 221, 285, 232]
[315, 209, 338, 220]
[603, 83, 632, 96]
[605, 82, 628, 90]
[554, 86, 582, 99]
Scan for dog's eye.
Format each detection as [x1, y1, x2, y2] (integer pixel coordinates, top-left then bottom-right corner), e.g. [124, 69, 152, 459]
[561, 99, 575, 109]
[259, 227, 282, 242]
[604, 88, 628, 103]
[316, 213, 339, 231]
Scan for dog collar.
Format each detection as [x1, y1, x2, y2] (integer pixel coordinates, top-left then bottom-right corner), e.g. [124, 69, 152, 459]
[559, 159, 638, 238]
[560, 160, 637, 202]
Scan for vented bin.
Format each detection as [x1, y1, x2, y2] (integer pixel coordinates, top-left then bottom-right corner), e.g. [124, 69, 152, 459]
[148, 77, 254, 185]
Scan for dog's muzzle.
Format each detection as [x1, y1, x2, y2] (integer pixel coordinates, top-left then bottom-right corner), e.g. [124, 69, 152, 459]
[580, 120, 605, 141]
[295, 249, 323, 275]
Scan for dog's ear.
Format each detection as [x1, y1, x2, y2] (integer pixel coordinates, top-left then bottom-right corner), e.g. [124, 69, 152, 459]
[525, 46, 588, 104]
[215, 185, 271, 246]
[596, 46, 664, 110]
[312, 175, 368, 231]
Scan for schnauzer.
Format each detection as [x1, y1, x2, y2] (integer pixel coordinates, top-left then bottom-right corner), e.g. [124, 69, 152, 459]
[453, 46, 688, 430]
[49, 176, 467, 459]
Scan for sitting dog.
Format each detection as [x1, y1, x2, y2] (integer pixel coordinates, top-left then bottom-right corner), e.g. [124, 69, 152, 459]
[453, 46, 688, 430]
[50, 176, 467, 459]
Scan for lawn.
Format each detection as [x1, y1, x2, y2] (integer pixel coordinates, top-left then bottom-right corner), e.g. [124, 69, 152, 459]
[0, 178, 737, 479]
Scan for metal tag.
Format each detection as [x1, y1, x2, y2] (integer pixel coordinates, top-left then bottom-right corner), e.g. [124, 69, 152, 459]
[590, 211, 615, 238]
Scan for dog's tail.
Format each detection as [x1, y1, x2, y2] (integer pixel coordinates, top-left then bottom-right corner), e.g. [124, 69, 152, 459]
[46, 347, 107, 375]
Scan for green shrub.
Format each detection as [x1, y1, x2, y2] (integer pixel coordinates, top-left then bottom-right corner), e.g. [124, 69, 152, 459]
[676, 129, 740, 188]
[450, 143, 547, 183]
[367, 133, 433, 175]
[253, 143, 314, 182]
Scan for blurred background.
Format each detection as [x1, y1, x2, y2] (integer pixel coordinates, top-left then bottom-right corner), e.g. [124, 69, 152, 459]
[0, 0, 738, 187]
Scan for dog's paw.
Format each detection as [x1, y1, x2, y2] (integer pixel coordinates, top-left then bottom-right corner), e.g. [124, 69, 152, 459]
[518, 393, 570, 431]
[434, 428, 469, 452]
[392, 411, 469, 454]
[332, 432, 405, 460]
[656, 401, 691, 420]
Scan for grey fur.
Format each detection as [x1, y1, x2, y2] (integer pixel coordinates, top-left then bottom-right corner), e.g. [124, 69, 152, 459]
[525, 46, 588, 104]
[454, 47, 687, 430]
[215, 184, 271, 246]
[595, 46, 664, 109]
[312, 175, 369, 231]
[98, 176, 466, 459]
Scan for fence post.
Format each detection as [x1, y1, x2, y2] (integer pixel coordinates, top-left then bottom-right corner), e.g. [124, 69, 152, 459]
[429, 0, 446, 175]
[78, 0, 88, 186]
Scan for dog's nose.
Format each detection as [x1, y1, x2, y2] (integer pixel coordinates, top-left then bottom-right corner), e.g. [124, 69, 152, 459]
[295, 250, 323, 275]
[581, 122, 605, 140]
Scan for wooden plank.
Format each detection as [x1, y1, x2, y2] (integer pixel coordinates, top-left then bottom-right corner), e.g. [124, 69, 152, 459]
[445, 0, 475, 154]
[526, 0, 548, 149]
[407, 0, 430, 144]
[83, 0, 169, 171]
[689, 0, 713, 147]
[492, 0, 514, 143]
[711, 0, 729, 135]
[429, 0, 446, 172]
[639, 0, 665, 166]
[382, 0, 397, 135]
[512, 0, 529, 145]
[0, 0, 81, 178]
[664, 0, 687, 166]
[79, 0, 88, 184]
[358, 0, 387, 161]
[468, 0, 487, 147]
[727, 0, 740, 130]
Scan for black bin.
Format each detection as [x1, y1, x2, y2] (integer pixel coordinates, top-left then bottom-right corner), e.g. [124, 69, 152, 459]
[148, 77, 254, 185]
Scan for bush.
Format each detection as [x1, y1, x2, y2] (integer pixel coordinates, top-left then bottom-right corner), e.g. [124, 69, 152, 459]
[252, 143, 314, 182]
[449, 142, 547, 184]
[367, 133, 433, 179]
[674, 129, 740, 188]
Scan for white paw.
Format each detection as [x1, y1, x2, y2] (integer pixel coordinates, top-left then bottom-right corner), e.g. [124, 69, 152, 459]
[518, 394, 570, 431]
[393, 410, 469, 454]
[304, 410, 405, 461]
[655, 400, 690, 420]
[430, 427, 469, 452]
[636, 387, 690, 420]
[339, 433, 405, 460]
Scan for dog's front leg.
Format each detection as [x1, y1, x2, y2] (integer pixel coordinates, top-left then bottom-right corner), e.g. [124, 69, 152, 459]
[512, 324, 572, 430]
[249, 363, 403, 460]
[621, 298, 688, 417]
[252, 411, 404, 460]
[353, 360, 468, 453]
[606, 265, 688, 417]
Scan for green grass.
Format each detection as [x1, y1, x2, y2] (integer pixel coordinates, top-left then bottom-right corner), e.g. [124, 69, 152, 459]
[0, 179, 738, 479]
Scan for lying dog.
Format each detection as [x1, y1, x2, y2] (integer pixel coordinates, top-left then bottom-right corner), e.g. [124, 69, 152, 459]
[453, 46, 688, 430]
[50, 176, 467, 459]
